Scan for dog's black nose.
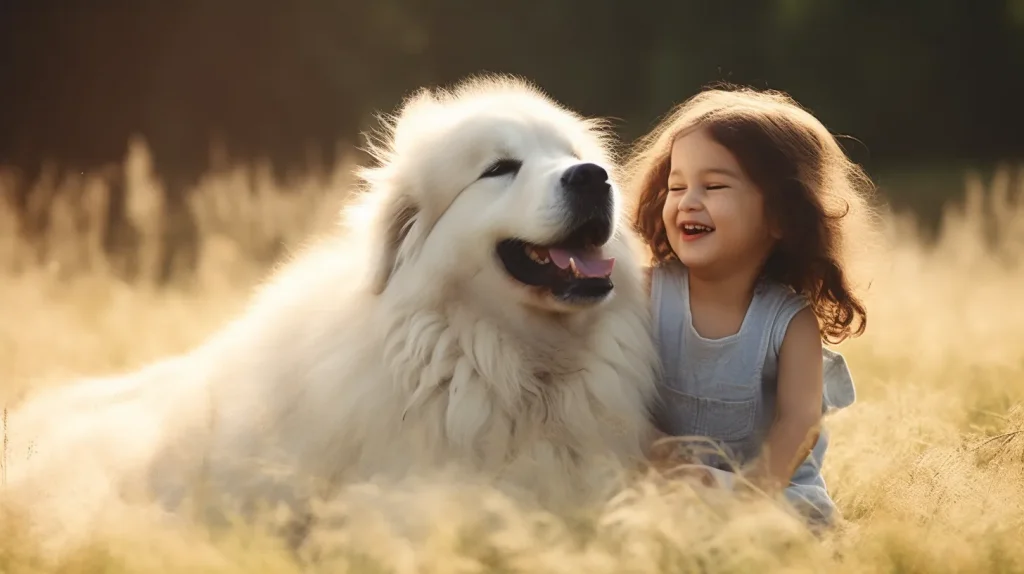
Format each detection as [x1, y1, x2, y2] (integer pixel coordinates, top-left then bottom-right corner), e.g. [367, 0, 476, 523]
[560, 163, 609, 194]
[561, 163, 613, 227]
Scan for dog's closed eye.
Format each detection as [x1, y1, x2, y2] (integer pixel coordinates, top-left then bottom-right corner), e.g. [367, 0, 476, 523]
[480, 159, 522, 179]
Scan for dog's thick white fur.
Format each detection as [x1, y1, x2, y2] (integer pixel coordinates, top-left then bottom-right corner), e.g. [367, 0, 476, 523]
[5, 75, 660, 544]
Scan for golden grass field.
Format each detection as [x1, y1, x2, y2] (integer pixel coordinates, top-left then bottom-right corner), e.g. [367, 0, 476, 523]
[1, 140, 1022, 573]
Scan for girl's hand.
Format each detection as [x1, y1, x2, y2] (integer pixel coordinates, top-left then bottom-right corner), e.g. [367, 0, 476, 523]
[647, 434, 720, 486]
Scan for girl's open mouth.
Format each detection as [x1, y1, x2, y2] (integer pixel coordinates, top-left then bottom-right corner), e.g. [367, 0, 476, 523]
[679, 223, 715, 241]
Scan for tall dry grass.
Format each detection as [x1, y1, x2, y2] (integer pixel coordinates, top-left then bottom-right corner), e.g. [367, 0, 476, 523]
[1, 140, 1023, 573]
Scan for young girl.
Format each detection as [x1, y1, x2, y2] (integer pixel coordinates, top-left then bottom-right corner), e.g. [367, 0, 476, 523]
[626, 86, 876, 527]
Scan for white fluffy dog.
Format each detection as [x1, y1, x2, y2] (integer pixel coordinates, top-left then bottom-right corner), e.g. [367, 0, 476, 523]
[5, 75, 661, 544]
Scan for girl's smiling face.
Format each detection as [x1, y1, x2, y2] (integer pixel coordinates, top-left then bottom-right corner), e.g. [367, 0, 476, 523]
[661, 127, 778, 278]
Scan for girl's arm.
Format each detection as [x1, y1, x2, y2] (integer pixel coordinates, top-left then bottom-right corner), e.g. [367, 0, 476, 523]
[750, 306, 824, 493]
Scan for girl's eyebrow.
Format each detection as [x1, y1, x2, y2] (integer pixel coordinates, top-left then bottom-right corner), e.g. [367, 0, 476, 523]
[668, 166, 742, 180]
[703, 167, 742, 179]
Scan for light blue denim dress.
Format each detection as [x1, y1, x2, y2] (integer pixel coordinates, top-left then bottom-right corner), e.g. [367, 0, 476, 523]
[650, 261, 856, 525]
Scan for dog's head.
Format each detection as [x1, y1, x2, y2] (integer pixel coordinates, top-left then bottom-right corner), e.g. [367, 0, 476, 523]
[356, 75, 631, 315]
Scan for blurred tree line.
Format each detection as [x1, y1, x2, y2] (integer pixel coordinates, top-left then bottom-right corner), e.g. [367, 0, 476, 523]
[2, 0, 1023, 199]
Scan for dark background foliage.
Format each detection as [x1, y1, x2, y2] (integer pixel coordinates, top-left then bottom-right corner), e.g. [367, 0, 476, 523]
[2, 0, 1023, 220]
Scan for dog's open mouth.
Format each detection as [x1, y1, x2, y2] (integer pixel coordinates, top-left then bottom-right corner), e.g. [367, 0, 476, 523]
[496, 218, 616, 303]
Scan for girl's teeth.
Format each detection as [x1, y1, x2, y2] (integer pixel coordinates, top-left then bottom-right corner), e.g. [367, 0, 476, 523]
[683, 223, 714, 231]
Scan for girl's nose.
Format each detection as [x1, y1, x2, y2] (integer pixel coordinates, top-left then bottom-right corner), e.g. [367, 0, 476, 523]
[678, 188, 704, 212]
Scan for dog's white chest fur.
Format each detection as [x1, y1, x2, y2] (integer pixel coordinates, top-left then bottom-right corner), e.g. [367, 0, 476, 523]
[194, 286, 658, 512]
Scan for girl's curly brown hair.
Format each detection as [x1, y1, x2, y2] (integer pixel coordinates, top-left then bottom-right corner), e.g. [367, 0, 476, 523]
[623, 86, 880, 344]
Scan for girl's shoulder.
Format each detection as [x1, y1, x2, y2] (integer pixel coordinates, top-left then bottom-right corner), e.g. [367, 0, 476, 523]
[754, 278, 813, 354]
[757, 278, 858, 411]
[756, 277, 810, 312]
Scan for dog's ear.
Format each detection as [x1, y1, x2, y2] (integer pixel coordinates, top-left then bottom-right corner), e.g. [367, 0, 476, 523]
[370, 191, 420, 295]
[364, 88, 440, 295]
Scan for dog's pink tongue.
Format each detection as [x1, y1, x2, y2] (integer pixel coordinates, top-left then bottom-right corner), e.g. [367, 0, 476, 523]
[548, 248, 615, 278]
